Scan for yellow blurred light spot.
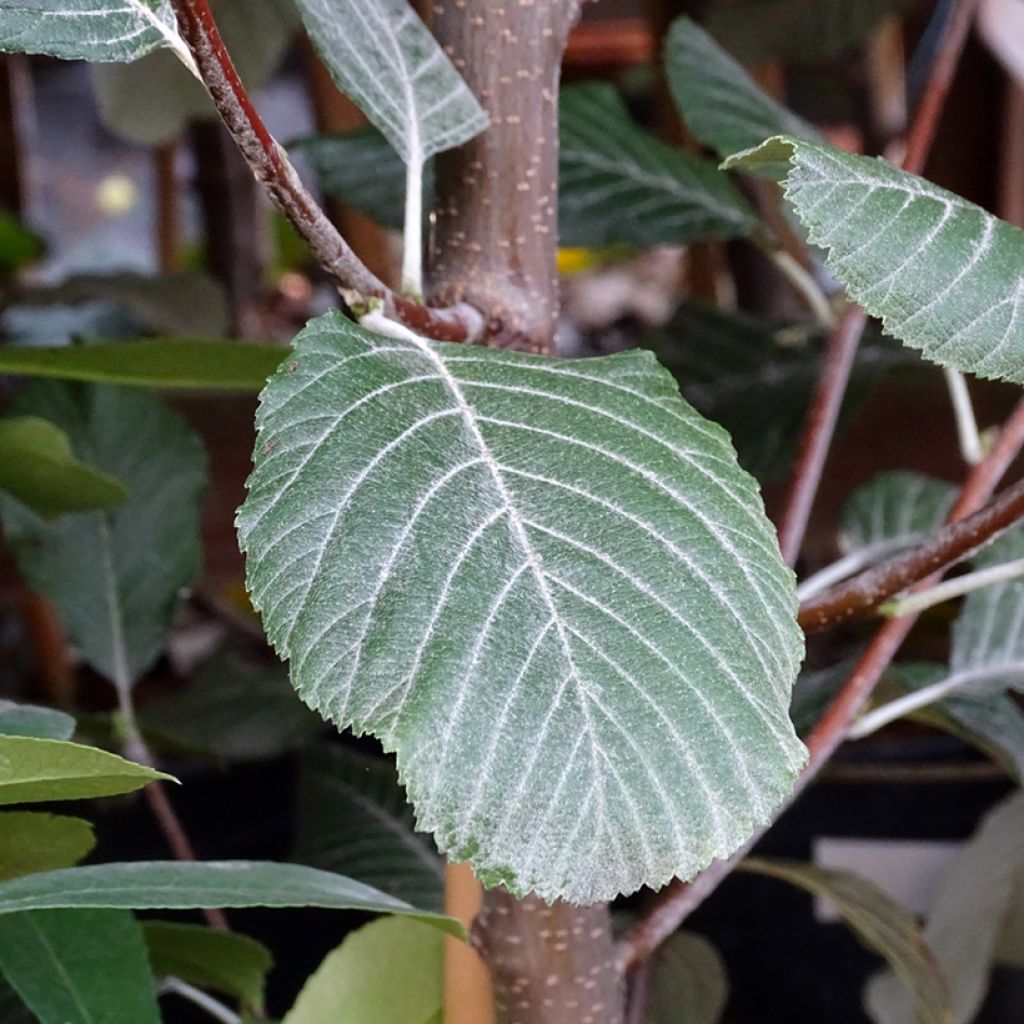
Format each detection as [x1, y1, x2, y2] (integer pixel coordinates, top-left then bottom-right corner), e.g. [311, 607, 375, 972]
[96, 174, 139, 216]
[557, 247, 601, 276]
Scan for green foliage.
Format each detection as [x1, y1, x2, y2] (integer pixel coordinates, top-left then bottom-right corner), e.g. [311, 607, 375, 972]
[0, 860, 463, 935]
[0, 909, 160, 1024]
[0, 735, 171, 805]
[743, 858, 952, 1024]
[0, 813, 95, 882]
[559, 83, 756, 247]
[0, 383, 206, 690]
[0, 213, 43, 275]
[0, 416, 128, 519]
[647, 931, 728, 1024]
[726, 137, 1024, 384]
[282, 917, 442, 1024]
[294, 744, 443, 911]
[0, 702, 74, 741]
[238, 310, 804, 903]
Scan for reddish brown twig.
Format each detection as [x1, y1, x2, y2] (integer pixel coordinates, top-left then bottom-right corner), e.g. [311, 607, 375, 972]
[775, 0, 983, 565]
[167, 0, 481, 343]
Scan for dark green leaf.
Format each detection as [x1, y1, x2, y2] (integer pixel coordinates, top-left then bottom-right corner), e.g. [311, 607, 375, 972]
[559, 82, 756, 247]
[0, 701, 74, 741]
[0, 909, 160, 1024]
[0, 416, 128, 518]
[0, 977, 31, 1024]
[0, 383, 206, 688]
[294, 745, 443, 911]
[647, 931, 728, 1024]
[0, 861, 463, 936]
[0, 213, 43, 275]
[0, 812, 95, 881]
[0, 735, 172, 805]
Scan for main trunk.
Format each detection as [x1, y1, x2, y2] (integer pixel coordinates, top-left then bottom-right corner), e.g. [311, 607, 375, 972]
[427, 3, 624, 1023]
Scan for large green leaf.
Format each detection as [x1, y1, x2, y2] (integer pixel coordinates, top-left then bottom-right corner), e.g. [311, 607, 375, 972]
[647, 931, 728, 1024]
[0, 339, 284, 390]
[294, 744, 443, 911]
[0, 909, 160, 1024]
[0, 813, 95, 882]
[866, 793, 1024, 1024]
[0, 701, 74, 741]
[725, 137, 1024, 385]
[0, 735, 171, 805]
[743, 858, 952, 1024]
[144, 921, 272, 1011]
[238, 309, 805, 904]
[665, 17, 819, 161]
[295, 0, 486, 167]
[0, 0, 195, 69]
[0, 383, 206, 690]
[559, 83, 756, 247]
[282, 917, 442, 1024]
[0, 416, 128, 519]
[0, 861, 463, 936]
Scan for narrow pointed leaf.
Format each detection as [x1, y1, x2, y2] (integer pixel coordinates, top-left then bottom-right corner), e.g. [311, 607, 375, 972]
[665, 18, 819, 160]
[238, 310, 805, 904]
[0, 909, 160, 1024]
[560, 83, 756, 247]
[743, 858, 952, 1024]
[0, 813, 95, 882]
[294, 0, 487, 165]
[0, 735, 172, 805]
[0, 0, 194, 69]
[725, 137, 1024, 384]
[0, 702, 74, 741]
[0, 861, 463, 936]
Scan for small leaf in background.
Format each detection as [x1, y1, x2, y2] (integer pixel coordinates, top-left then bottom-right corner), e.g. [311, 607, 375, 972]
[0, 339, 285, 391]
[665, 17, 820, 161]
[0, 909, 160, 1024]
[647, 931, 728, 1024]
[0, 813, 95, 882]
[0, 383, 206, 690]
[295, 0, 487, 167]
[725, 137, 1024, 385]
[283, 917, 442, 1024]
[865, 793, 1024, 1024]
[704, 0, 915, 64]
[0, 416, 128, 519]
[742, 858, 952, 1024]
[0, 701, 74, 741]
[0, 861, 464, 936]
[140, 654, 323, 762]
[92, 0, 299, 146]
[560, 83, 756, 248]
[0, 735, 172, 805]
[0, 0, 195, 69]
[238, 310, 805, 904]
[144, 921, 272, 1013]
[0, 213, 43, 276]
[294, 744, 443, 911]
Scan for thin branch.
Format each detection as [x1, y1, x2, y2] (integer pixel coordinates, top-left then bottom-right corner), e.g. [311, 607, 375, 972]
[775, 0, 982, 565]
[847, 673, 966, 740]
[944, 367, 984, 465]
[166, 0, 482, 344]
[798, 474, 1024, 633]
[159, 978, 241, 1024]
[880, 555, 1024, 618]
[753, 235, 836, 330]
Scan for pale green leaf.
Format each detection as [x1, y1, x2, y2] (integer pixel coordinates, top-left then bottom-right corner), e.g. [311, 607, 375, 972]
[0, 701, 74, 741]
[283, 917, 442, 1024]
[0, 339, 285, 390]
[0, 909, 160, 1024]
[294, 0, 487, 165]
[725, 137, 1024, 384]
[743, 857, 952, 1024]
[0, 416, 127, 519]
[0, 861, 463, 936]
[0, 812, 95, 882]
[143, 921, 272, 1011]
[647, 931, 728, 1024]
[0, 383, 206, 688]
[560, 82, 756, 247]
[865, 793, 1024, 1024]
[238, 310, 805, 904]
[665, 17, 819, 161]
[0, 0, 194, 69]
[0, 735, 171, 805]
[294, 744, 443, 911]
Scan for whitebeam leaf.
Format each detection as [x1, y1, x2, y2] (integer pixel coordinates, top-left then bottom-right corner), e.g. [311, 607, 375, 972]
[237, 310, 805, 904]
[0, 0, 196, 73]
[725, 137, 1024, 384]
